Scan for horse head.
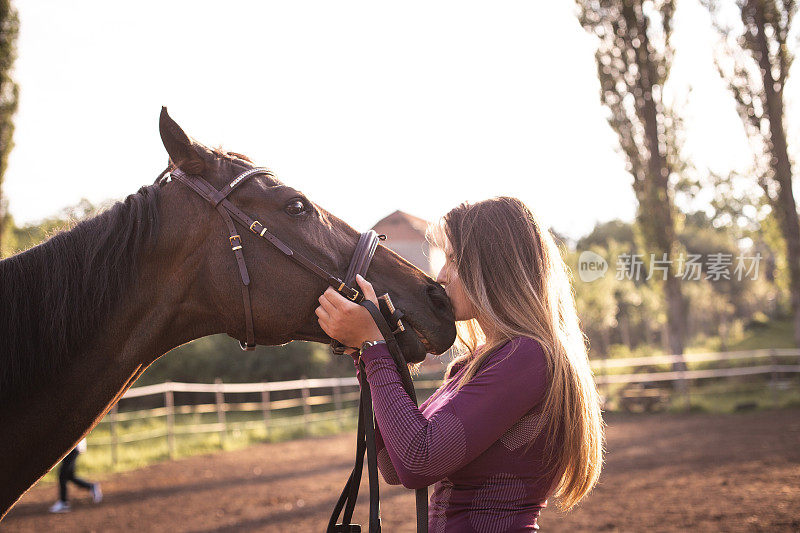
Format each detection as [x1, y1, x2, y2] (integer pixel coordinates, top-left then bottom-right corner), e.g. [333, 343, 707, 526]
[157, 108, 456, 361]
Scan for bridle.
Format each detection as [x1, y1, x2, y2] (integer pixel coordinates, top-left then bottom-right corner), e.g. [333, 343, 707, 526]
[168, 166, 375, 350]
[167, 165, 428, 532]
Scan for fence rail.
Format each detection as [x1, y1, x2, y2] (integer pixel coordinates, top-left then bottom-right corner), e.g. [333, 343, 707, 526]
[595, 364, 800, 384]
[94, 374, 447, 466]
[94, 349, 799, 465]
[589, 348, 800, 370]
[122, 376, 361, 398]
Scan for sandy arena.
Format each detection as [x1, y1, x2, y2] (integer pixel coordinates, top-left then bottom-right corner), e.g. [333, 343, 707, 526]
[4, 409, 799, 532]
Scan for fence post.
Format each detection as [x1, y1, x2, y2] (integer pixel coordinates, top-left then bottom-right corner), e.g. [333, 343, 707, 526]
[681, 369, 691, 412]
[673, 353, 690, 412]
[110, 404, 118, 469]
[215, 378, 227, 448]
[333, 383, 343, 428]
[165, 382, 175, 459]
[600, 354, 610, 410]
[770, 348, 779, 407]
[261, 385, 271, 439]
[300, 376, 311, 435]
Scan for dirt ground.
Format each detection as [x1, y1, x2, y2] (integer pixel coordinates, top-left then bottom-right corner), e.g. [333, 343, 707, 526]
[3, 409, 799, 532]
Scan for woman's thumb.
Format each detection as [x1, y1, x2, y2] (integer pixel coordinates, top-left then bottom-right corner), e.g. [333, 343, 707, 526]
[355, 274, 378, 303]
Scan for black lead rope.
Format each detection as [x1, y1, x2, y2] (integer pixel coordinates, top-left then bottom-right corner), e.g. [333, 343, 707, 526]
[328, 300, 428, 533]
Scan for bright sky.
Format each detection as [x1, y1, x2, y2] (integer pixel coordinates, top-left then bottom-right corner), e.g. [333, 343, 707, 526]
[5, 0, 774, 240]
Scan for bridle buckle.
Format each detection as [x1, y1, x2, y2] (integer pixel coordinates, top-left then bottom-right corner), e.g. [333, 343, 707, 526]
[337, 281, 361, 302]
[249, 220, 267, 236]
[229, 234, 242, 251]
[347, 290, 361, 302]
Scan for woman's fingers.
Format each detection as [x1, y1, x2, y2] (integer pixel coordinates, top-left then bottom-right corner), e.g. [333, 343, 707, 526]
[355, 275, 378, 305]
[317, 292, 338, 314]
[317, 280, 385, 347]
[323, 287, 362, 316]
[315, 307, 335, 339]
[315, 306, 331, 334]
[315, 305, 331, 322]
[317, 292, 348, 342]
[320, 288, 339, 309]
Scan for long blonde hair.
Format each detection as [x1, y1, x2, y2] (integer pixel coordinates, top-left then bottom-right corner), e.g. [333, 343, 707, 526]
[430, 197, 603, 510]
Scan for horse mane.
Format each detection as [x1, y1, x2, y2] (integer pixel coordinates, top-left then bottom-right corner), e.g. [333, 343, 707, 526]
[0, 184, 161, 400]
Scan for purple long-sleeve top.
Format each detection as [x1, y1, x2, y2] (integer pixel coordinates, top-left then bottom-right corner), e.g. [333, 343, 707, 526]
[360, 336, 557, 532]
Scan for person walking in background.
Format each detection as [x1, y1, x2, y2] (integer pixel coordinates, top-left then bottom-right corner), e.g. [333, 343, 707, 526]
[49, 439, 102, 513]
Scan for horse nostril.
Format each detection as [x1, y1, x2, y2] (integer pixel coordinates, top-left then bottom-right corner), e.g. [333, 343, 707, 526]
[426, 283, 453, 314]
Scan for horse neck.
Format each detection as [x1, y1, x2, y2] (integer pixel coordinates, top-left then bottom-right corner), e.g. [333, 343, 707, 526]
[0, 206, 211, 518]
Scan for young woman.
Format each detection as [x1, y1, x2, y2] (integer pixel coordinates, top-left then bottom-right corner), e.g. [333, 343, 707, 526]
[317, 197, 603, 531]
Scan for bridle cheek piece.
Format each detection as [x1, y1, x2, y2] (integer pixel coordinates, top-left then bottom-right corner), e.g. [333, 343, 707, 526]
[170, 166, 428, 533]
[169, 166, 376, 350]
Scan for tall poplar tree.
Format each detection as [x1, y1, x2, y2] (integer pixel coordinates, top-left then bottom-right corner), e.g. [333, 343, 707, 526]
[704, 0, 800, 345]
[576, 0, 687, 357]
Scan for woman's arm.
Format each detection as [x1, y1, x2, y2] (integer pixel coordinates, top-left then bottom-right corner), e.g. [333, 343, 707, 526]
[357, 364, 438, 486]
[361, 337, 548, 489]
[315, 277, 547, 488]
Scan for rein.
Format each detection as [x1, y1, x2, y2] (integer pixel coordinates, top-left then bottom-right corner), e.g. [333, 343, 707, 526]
[327, 232, 428, 533]
[168, 166, 428, 532]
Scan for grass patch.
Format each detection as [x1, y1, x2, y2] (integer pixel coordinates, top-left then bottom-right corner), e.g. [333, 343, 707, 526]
[725, 319, 798, 351]
[675, 379, 800, 413]
[601, 377, 800, 414]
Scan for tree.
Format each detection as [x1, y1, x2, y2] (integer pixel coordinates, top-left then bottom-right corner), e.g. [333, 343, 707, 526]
[703, 0, 800, 345]
[0, 0, 19, 252]
[570, 246, 620, 356]
[576, 0, 688, 358]
[1, 198, 97, 257]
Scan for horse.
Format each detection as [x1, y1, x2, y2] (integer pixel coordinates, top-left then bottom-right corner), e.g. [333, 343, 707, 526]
[0, 108, 456, 519]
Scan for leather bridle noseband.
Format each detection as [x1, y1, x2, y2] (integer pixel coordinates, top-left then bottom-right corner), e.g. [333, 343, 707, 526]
[167, 165, 428, 532]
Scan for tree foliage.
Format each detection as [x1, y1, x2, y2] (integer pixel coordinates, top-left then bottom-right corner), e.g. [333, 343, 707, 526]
[0, 0, 19, 251]
[703, 0, 800, 345]
[703, 0, 796, 181]
[576, 0, 688, 356]
[572, 216, 779, 357]
[1, 198, 96, 258]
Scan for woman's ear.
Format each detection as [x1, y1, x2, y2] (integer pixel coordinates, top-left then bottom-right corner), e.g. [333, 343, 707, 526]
[159, 107, 206, 174]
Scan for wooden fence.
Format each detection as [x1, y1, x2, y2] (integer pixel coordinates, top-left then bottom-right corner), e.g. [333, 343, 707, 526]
[93, 375, 443, 466]
[93, 349, 800, 465]
[591, 348, 800, 410]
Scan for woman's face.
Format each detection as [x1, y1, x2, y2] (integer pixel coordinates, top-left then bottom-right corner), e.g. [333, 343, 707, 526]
[436, 242, 475, 322]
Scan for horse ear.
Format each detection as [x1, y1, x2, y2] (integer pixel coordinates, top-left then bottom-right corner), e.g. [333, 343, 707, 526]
[159, 107, 206, 174]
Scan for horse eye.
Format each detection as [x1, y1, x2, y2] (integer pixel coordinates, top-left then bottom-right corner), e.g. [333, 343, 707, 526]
[285, 199, 306, 216]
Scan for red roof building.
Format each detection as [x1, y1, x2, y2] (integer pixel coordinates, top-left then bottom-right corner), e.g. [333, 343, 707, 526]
[372, 211, 452, 374]
[371, 210, 444, 277]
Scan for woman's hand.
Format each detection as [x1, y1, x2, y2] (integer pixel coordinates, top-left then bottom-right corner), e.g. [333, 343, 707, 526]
[316, 275, 384, 352]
